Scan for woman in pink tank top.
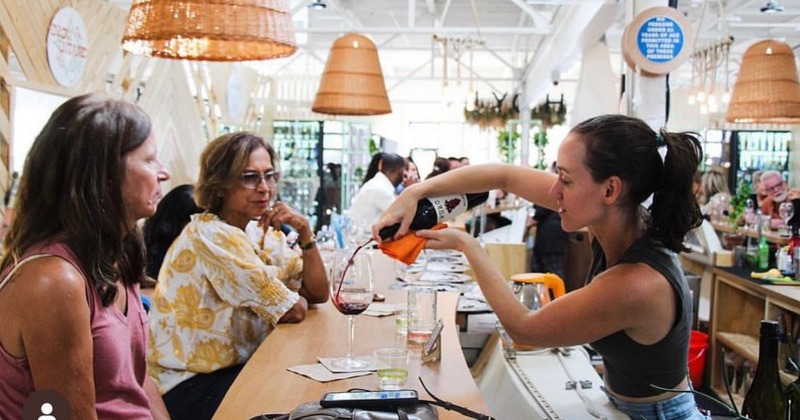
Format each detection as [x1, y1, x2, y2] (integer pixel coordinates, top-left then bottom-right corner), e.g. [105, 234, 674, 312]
[0, 94, 171, 419]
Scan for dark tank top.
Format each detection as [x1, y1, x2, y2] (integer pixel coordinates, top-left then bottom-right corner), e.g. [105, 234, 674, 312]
[588, 235, 692, 398]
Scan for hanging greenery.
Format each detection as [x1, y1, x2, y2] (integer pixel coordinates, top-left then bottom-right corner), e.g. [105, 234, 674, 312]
[464, 92, 568, 131]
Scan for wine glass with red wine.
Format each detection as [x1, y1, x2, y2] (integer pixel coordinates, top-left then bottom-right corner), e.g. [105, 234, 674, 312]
[329, 249, 374, 370]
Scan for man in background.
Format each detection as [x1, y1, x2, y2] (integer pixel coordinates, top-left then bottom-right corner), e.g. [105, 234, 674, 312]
[760, 169, 800, 229]
[348, 153, 405, 227]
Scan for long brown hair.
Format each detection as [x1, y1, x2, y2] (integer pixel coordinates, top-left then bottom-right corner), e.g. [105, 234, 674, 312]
[1, 94, 152, 306]
[571, 115, 703, 252]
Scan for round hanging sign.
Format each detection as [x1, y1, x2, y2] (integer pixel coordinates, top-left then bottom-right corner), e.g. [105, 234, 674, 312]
[622, 7, 693, 76]
[46, 7, 88, 87]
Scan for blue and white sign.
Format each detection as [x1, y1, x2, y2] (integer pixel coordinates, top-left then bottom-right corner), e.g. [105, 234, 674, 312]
[637, 16, 685, 64]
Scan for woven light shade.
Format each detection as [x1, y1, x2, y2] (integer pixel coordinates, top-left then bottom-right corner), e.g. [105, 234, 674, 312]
[725, 39, 800, 124]
[312, 33, 392, 116]
[121, 0, 297, 61]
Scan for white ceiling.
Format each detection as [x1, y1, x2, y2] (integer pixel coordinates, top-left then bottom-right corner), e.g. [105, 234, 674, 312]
[107, 0, 800, 112]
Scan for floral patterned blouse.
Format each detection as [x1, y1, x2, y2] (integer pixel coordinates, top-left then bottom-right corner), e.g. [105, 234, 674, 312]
[147, 213, 302, 394]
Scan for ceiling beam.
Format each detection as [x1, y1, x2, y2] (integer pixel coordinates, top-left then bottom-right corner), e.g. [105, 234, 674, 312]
[506, 0, 550, 28]
[295, 27, 549, 35]
[521, 3, 613, 106]
[425, 0, 436, 15]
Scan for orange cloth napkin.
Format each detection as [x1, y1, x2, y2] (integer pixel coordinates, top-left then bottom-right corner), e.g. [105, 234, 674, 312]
[378, 223, 447, 265]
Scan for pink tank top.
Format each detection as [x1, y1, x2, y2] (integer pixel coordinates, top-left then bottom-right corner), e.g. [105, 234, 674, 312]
[0, 241, 151, 418]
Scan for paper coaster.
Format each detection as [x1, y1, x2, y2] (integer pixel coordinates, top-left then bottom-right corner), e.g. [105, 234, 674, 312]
[318, 356, 377, 373]
[288, 363, 373, 382]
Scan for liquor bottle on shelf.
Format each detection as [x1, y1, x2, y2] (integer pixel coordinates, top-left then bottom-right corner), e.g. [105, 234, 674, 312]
[787, 375, 800, 420]
[378, 192, 490, 240]
[742, 320, 786, 419]
[756, 210, 769, 271]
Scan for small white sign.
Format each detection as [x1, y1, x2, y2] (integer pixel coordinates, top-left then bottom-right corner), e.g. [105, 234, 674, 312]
[47, 7, 88, 87]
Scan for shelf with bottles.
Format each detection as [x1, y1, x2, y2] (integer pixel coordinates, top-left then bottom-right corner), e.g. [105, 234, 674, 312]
[710, 268, 800, 406]
[731, 130, 793, 192]
[272, 121, 323, 222]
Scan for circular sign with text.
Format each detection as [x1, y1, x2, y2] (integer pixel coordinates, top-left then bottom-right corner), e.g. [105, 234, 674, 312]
[46, 7, 88, 87]
[622, 7, 693, 76]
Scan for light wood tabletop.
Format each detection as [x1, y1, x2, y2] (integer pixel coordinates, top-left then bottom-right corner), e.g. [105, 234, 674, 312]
[213, 251, 490, 420]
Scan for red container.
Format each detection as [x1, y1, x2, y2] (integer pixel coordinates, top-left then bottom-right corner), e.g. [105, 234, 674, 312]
[688, 330, 709, 388]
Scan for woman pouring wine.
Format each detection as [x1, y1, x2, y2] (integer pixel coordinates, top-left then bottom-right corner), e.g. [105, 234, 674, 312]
[372, 115, 708, 419]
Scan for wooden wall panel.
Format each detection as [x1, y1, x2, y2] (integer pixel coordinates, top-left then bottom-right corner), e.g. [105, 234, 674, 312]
[137, 59, 207, 190]
[0, 0, 286, 225]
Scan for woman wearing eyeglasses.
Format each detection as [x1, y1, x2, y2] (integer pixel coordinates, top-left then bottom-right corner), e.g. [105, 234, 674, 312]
[147, 132, 328, 420]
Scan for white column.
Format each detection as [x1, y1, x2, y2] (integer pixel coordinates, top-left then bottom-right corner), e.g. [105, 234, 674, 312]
[626, 0, 669, 131]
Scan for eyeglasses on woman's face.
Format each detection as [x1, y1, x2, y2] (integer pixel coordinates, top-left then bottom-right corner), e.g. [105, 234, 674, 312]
[240, 170, 280, 189]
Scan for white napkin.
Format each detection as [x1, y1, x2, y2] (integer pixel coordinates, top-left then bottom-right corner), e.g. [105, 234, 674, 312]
[318, 356, 377, 373]
[362, 302, 405, 317]
[287, 363, 373, 382]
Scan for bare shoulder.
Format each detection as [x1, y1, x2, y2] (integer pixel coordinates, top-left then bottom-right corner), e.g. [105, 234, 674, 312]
[4, 256, 86, 308]
[588, 263, 671, 305]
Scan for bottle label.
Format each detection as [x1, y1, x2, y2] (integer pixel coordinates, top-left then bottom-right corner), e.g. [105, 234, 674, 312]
[429, 194, 468, 222]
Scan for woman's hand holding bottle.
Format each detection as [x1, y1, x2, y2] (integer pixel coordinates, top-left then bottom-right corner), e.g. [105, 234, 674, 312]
[372, 185, 423, 242]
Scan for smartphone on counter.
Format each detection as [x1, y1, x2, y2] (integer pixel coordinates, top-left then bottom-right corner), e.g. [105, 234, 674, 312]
[319, 390, 419, 409]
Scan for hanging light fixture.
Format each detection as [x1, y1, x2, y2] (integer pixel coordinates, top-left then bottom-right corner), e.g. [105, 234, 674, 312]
[308, 0, 327, 10]
[725, 39, 800, 124]
[121, 0, 297, 61]
[312, 33, 391, 116]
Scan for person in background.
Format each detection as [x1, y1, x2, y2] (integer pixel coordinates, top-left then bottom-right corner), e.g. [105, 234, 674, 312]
[750, 170, 767, 210]
[374, 115, 706, 419]
[143, 184, 203, 280]
[530, 163, 568, 279]
[347, 152, 404, 227]
[447, 156, 462, 171]
[425, 156, 450, 179]
[692, 171, 703, 205]
[148, 132, 328, 420]
[396, 156, 420, 195]
[759, 170, 800, 229]
[698, 168, 731, 219]
[0, 94, 170, 419]
[361, 152, 385, 185]
[460, 156, 471, 166]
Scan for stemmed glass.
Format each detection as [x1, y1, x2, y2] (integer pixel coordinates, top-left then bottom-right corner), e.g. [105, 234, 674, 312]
[329, 249, 374, 370]
[779, 202, 795, 237]
[394, 250, 428, 283]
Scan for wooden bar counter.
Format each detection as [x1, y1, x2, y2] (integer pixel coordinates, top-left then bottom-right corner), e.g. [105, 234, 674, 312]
[213, 251, 490, 419]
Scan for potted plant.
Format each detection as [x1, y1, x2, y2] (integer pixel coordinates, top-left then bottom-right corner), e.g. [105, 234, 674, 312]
[721, 181, 751, 250]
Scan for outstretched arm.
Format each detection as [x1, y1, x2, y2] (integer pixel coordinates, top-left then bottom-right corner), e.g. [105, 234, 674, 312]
[372, 163, 558, 241]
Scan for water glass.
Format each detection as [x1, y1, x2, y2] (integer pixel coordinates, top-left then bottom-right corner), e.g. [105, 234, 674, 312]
[407, 284, 438, 343]
[374, 348, 411, 390]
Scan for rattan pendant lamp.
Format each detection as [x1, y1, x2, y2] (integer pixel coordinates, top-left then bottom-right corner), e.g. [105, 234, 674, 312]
[121, 0, 297, 61]
[312, 33, 392, 116]
[725, 39, 800, 124]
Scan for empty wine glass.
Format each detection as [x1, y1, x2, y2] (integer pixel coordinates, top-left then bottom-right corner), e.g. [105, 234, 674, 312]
[394, 250, 428, 283]
[329, 248, 374, 370]
[779, 202, 795, 237]
[744, 199, 757, 230]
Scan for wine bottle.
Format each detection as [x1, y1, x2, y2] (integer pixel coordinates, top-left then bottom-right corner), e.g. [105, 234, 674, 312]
[787, 375, 800, 420]
[758, 236, 770, 271]
[742, 320, 786, 419]
[378, 192, 489, 240]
